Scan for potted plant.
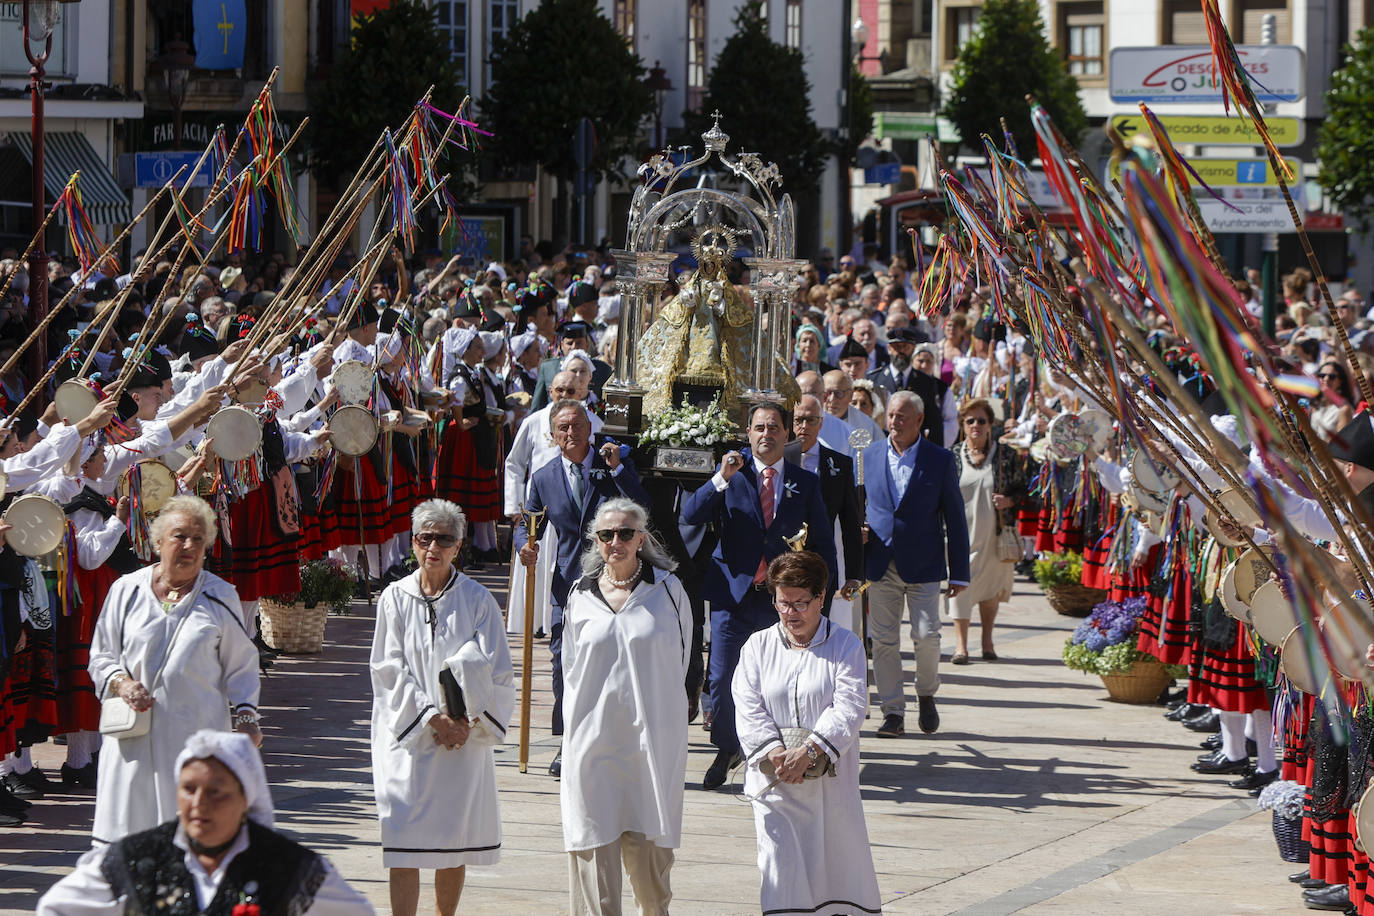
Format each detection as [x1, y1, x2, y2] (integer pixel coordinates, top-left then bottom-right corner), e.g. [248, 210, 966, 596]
[1062, 597, 1174, 703]
[261, 558, 358, 654]
[1034, 550, 1107, 617]
[637, 395, 739, 475]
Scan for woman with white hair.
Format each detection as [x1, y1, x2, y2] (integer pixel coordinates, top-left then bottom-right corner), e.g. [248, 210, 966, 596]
[37, 730, 372, 914]
[87, 495, 261, 845]
[559, 498, 691, 915]
[370, 499, 514, 916]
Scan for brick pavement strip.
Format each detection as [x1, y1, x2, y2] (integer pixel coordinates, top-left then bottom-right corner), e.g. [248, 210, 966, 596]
[1, 574, 1310, 914]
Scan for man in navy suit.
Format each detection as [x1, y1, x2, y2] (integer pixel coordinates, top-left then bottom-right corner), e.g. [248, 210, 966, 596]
[864, 390, 970, 738]
[681, 401, 842, 789]
[517, 399, 650, 775]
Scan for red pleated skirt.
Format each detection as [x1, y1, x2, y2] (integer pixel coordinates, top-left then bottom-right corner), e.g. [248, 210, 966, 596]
[1080, 525, 1114, 591]
[388, 458, 419, 538]
[332, 455, 396, 547]
[1187, 620, 1268, 713]
[0, 624, 58, 753]
[57, 563, 121, 733]
[1305, 770, 1354, 886]
[1035, 503, 1083, 554]
[1282, 693, 1314, 783]
[434, 424, 501, 523]
[1143, 561, 1194, 667]
[210, 485, 302, 602]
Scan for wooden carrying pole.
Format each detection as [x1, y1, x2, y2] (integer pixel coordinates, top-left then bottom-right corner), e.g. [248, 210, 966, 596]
[517, 507, 545, 774]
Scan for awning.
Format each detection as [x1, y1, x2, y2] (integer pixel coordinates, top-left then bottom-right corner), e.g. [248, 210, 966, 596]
[5, 131, 131, 224]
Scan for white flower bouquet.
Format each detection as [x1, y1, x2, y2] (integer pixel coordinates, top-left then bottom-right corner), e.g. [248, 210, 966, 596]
[638, 395, 736, 449]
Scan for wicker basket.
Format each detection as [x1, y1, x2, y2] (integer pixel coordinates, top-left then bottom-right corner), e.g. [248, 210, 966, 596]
[259, 599, 330, 654]
[1273, 811, 1310, 863]
[1043, 582, 1108, 617]
[1099, 658, 1172, 704]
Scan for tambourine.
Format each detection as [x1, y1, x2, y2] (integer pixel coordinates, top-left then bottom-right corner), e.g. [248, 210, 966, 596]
[54, 378, 101, 426]
[1219, 546, 1274, 623]
[118, 460, 179, 515]
[1204, 488, 1263, 547]
[206, 406, 263, 462]
[231, 377, 269, 406]
[1279, 626, 1323, 695]
[2, 493, 66, 557]
[1128, 484, 1169, 517]
[332, 360, 375, 406]
[1248, 579, 1295, 645]
[1355, 783, 1374, 852]
[1129, 448, 1181, 496]
[1321, 596, 1374, 684]
[330, 405, 379, 457]
[1045, 413, 1089, 464]
[1080, 408, 1113, 452]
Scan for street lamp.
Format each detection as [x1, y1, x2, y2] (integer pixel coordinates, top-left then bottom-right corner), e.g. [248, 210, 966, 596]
[850, 17, 888, 72]
[154, 39, 196, 151]
[21, 0, 79, 380]
[646, 60, 673, 151]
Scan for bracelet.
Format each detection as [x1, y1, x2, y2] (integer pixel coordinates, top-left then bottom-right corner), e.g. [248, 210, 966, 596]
[233, 710, 259, 727]
[109, 672, 129, 694]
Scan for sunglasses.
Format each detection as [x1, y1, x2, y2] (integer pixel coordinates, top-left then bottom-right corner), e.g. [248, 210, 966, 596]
[414, 533, 458, 548]
[595, 527, 641, 544]
[1318, 373, 1342, 380]
[964, 417, 989, 425]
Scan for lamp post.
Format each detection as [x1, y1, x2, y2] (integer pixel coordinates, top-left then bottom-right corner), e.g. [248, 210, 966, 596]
[21, 0, 72, 381]
[646, 60, 673, 151]
[850, 17, 887, 72]
[155, 39, 196, 151]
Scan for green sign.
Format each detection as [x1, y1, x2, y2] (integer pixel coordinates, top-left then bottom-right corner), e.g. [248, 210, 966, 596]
[874, 113, 957, 142]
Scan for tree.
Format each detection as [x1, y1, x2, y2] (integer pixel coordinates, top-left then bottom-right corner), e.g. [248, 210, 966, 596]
[682, 2, 830, 192]
[1317, 29, 1374, 231]
[307, 1, 471, 188]
[481, 0, 653, 183]
[941, 0, 1087, 158]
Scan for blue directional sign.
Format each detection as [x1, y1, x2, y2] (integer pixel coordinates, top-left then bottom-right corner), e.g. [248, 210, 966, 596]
[864, 162, 902, 185]
[133, 152, 211, 189]
[1235, 161, 1268, 184]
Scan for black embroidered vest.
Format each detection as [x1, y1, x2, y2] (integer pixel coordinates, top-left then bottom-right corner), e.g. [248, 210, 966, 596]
[63, 486, 143, 575]
[100, 820, 327, 916]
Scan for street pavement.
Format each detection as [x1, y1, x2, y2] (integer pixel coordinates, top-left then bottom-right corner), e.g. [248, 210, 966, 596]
[2, 567, 1308, 914]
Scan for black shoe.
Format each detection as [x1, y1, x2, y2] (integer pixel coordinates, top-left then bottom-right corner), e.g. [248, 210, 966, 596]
[702, 750, 741, 790]
[534, 628, 546, 639]
[1191, 751, 1251, 774]
[1200, 733, 1222, 750]
[1300, 878, 1331, 890]
[0, 783, 30, 815]
[1291, 871, 1315, 884]
[252, 635, 281, 659]
[0, 809, 23, 827]
[875, 714, 905, 738]
[258, 650, 275, 672]
[60, 762, 97, 789]
[1165, 702, 1206, 722]
[1183, 710, 1221, 732]
[1161, 685, 1186, 705]
[3, 771, 43, 800]
[548, 751, 561, 778]
[1303, 884, 1351, 910]
[1229, 767, 1279, 791]
[918, 696, 940, 734]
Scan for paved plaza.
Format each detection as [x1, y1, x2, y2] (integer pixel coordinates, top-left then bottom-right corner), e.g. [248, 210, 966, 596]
[2, 570, 1304, 914]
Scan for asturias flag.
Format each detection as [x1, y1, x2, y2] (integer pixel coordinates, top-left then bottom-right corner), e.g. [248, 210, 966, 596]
[193, 0, 247, 70]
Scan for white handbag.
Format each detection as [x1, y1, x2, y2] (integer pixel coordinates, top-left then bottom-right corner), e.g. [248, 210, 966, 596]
[98, 591, 194, 740]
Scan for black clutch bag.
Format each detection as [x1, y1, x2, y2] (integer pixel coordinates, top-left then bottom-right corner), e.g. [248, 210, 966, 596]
[439, 668, 467, 719]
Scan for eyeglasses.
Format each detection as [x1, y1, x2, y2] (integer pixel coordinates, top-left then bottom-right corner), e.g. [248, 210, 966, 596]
[414, 533, 458, 548]
[964, 417, 989, 426]
[595, 527, 641, 544]
[794, 415, 822, 426]
[774, 596, 817, 614]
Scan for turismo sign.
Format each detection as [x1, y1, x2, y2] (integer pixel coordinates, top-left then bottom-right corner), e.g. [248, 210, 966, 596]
[1185, 157, 1302, 188]
[1109, 113, 1304, 148]
[1109, 45, 1304, 103]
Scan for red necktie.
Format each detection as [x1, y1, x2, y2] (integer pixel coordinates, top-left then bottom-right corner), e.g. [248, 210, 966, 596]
[754, 467, 777, 584]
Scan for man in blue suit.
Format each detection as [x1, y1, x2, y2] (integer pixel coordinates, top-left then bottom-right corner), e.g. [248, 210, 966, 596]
[681, 401, 844, 788]
[517, 399, 650, 775]
[864, 390, 970, 738]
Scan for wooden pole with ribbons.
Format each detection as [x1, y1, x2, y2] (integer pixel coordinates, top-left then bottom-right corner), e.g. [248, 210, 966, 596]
[517, 506, 546, 774]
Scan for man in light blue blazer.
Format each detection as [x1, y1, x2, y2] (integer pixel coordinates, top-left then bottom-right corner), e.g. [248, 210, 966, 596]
[864, 390, 970, 738]
[681, 401, 840, 788]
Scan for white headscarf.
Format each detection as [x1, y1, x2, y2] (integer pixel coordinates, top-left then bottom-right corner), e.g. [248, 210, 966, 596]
[440, 327, 480, 382]
[174, 729, 275, 828]
[509, 329, 539, 361]
[479, 331, 505, 361]
[561, 348, 593, 371]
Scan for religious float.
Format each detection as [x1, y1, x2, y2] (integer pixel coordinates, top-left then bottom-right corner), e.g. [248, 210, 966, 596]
[601, 114, 804, 478]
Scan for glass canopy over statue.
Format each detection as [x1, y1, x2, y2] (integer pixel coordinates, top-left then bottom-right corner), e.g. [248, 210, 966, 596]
[604, 113, 807, 438]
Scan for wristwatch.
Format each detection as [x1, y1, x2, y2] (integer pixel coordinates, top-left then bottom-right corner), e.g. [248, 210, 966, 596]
[804, 741, 820, 765]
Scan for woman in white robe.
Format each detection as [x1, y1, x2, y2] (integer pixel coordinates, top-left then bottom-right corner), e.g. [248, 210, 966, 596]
[370, 498, 514, 916]
[560, 499, 691, 915]
[733, 550, 881, 916]
[87, 495, 261, 845]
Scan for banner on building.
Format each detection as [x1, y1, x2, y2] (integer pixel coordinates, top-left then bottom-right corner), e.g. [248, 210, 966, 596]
[193, 0, 247, 70]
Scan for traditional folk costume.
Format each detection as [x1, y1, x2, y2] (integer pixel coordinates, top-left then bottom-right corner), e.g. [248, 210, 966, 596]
[434, 328, 502, 528]
[369, 569, 513, 869]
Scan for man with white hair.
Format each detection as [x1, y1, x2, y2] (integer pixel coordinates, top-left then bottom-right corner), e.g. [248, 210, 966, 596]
[863, 390, 969, 739]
